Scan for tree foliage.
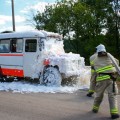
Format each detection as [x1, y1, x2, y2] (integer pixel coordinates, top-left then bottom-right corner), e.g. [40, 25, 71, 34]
[33, 0, 120, 65]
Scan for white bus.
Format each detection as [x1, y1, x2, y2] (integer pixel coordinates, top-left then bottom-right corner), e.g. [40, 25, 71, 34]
[0, 30, 85, 86]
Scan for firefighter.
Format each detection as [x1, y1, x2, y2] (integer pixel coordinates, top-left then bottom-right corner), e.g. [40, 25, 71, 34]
[86, 52, 97, 97]
[92, 44, 119, 119]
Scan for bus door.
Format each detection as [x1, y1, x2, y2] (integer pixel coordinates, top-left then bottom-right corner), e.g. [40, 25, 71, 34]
[0, 38, 24, 77]
[23, 38, 39, 78]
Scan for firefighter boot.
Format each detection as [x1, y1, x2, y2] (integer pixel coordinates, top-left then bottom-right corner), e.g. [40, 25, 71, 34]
[86, 92, 94, 97]
[92, 105, 99, 113]
[111, 114, 119, 119]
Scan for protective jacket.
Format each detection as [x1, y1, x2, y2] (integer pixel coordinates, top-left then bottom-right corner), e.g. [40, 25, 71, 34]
[90, 53, 97, 74]
[92, 53, 118, 82]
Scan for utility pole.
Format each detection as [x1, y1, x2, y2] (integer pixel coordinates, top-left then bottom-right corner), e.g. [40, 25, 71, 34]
[11, 0, 15, 31]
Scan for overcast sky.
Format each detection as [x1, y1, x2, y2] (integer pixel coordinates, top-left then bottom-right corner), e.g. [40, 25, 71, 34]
[0, 0, 56, 32]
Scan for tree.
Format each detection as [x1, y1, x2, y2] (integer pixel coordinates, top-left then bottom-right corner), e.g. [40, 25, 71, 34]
[32, 0, 120, 64]
[105, 0, 120, 58]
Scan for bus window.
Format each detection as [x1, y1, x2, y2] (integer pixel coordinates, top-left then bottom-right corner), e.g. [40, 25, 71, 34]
[25, 39, 37, 52]
[16, 39, 23, 52]
[0, 39, 10, 53]
[11, 39, 23, 53]
[11, 39, 16, 52]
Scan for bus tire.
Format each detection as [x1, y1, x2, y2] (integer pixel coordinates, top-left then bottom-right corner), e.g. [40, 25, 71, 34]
[42, 66, 62, 86]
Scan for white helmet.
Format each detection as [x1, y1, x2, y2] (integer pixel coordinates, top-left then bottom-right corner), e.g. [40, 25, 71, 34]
[96, 44, 106, 53]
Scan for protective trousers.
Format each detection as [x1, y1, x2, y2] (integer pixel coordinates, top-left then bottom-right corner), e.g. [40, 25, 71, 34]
[89, 72, 96, 93]
[93, 79, 119, 115]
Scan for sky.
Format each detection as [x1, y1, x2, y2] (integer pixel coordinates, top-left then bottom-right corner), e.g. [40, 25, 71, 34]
[0, 0, 56, 32]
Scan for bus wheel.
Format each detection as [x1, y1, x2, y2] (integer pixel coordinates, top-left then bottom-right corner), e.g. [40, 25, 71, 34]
[42, 67, 62, 86]
[0, 77, 6, 82]
[0, 77, 3, 82]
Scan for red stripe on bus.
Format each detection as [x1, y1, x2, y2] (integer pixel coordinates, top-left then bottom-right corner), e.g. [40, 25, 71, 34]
[1, 68, 24, 77]
[0, 54, 23, 56]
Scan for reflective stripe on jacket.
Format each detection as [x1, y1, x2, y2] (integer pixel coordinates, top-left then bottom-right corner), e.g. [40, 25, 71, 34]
[90, 53, 117, 82]
[95, 65, 115, 81]
[96, 65, 114, 81]
[96, 65, 113, 73]
[96, 75, 111, 81]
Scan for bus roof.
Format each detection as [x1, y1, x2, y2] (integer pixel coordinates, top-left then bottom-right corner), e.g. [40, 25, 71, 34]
[41, 30, 62, 39]
[0, 30, 45, 39]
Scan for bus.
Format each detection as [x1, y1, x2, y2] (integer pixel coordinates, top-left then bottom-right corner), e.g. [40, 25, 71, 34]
[0, 30, 85, 86]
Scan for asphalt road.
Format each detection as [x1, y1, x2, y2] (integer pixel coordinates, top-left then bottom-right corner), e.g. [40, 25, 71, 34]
[0, 90, 120, 120]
